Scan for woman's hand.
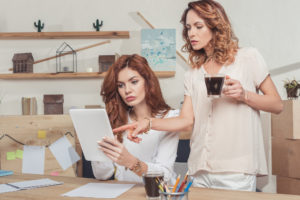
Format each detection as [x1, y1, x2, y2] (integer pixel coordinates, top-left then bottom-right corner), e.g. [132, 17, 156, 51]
[223, 76, 246, 102]
[98, 136, 136, 168]
[113, 118, 150, 143]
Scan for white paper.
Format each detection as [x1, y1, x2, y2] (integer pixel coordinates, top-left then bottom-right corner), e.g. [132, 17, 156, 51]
[62, 183, 135, 198]
[8, 178, 63, 189]
[22, 145, 45, 174]
[0, 184, 20, 194]
[49, 136, 80, 170]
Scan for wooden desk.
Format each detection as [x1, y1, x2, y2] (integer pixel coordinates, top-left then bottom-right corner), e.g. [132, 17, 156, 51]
[1, 173, 300, 200]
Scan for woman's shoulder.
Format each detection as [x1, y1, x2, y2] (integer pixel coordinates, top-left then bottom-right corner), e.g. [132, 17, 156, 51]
[237, 47, 261, 58]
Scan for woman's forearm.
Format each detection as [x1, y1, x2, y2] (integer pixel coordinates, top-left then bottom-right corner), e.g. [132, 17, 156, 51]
[244, 90, 283, 114]
[151, 116, 194, 132]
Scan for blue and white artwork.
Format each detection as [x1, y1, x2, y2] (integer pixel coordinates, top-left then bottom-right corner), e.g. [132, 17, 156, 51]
[141, 29, 176, 71]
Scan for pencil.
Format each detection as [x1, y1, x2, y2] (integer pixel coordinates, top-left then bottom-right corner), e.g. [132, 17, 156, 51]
[155, 178, 165, 192]
[177, 173, 188, 192]
[172, 174, 181, 192]
[184, 177, 194, 192]
[160, 180, 171, 193]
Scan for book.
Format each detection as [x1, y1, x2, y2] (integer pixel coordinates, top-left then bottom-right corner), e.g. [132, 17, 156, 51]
[0, 170, 13, 177]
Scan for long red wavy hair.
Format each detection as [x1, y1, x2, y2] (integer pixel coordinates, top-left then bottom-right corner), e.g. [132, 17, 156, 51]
[101, 54, 171, 142]
[181, 0, 239, 68]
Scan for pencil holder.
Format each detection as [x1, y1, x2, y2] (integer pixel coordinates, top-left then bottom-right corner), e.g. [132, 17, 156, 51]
[159, 187, 188, 200]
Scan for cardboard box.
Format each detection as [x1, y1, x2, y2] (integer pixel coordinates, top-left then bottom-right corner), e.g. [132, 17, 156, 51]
[271, 100, 300, 139]
[277, 176, 300, 195]
[272, 137, 300, 178]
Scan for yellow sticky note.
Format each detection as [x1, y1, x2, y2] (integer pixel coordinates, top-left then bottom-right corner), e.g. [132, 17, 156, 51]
[7, 152, 16, 160]
[15, 149, 23, 159]
[38, 130, 46, 139]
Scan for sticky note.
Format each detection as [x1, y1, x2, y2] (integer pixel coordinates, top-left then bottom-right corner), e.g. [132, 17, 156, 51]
[7, 152, 16, 160]
[38, 130, 46, 139]
[16, 149, 23, 159]
[50, 171, 59, 176]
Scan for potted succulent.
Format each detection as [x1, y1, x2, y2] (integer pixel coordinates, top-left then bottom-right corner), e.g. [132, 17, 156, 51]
[283, 78, 300, 99]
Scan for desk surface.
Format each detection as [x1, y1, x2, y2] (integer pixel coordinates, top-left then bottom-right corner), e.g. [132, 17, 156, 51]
[1, 174, 300, 200]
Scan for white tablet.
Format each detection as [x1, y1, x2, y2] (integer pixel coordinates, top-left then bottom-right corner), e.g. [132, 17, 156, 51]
[69, 109, 114, 162]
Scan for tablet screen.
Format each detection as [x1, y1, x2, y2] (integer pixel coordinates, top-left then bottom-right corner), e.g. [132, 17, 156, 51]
[69, 109, 114, 162]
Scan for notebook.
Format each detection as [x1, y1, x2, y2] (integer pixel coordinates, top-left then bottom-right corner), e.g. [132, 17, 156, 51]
[0, 178, 63, 194]
[69, 109, 114, 162]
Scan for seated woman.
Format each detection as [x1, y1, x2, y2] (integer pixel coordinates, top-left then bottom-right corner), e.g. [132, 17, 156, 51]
[92, 54, 179, 183]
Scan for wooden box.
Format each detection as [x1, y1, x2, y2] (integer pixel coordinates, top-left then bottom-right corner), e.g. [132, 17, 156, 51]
[272, 137, 300, 179]
[98, 55, 115, 73]
[12, 53, 34, 73]
[271, 100, 300, 139]
[43, 94, 64, 115]
[277, 176, 300, 195]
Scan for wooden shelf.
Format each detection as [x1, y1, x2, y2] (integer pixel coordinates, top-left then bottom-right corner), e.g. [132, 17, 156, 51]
[0, 31, 130, 39]
[0, 71, 175, 79]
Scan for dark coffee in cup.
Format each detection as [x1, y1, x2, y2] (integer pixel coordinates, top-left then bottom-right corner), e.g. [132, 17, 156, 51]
[143, 172, 164, 199]
[204, 74, 225, 97]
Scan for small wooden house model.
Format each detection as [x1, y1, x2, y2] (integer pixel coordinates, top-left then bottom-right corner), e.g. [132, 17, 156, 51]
[12, 53, 34, 73]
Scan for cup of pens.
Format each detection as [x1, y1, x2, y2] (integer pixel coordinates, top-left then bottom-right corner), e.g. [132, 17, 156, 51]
[158, 174, 193, 200]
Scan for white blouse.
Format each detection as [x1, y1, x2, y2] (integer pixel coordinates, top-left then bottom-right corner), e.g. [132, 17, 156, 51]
[184, 47, 268, 176]
[92, 109, 179, 183]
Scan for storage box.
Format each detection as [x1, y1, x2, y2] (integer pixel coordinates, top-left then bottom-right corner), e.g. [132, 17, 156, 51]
[98, 55, 115, 73]
[43, 94, 64, 115]
[272, 137, 300, 178]
[277, 176, 300, 195]
[271, 100, 300, 139]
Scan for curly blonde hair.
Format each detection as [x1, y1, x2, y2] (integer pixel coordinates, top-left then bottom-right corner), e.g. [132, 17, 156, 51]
[181, 0, 239, 68]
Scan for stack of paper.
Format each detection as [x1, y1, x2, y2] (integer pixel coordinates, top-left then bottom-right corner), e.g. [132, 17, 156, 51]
[0, 178, 63, 194]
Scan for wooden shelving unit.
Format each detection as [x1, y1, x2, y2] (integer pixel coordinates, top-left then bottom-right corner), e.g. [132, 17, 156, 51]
[0, 31, 130, 39]
[0, 71, 175, 79]
[0, 31, 176, 79]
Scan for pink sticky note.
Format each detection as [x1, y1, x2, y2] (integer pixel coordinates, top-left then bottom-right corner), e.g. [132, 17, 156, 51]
[50, 171, 59, 176]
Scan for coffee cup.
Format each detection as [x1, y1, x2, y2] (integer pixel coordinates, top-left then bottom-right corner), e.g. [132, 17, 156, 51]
[204, 73, 225, 98]
[142, 171, 164, 200]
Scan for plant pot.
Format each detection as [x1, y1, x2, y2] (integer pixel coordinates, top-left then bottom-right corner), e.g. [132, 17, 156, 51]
[286, 87, 299, 99]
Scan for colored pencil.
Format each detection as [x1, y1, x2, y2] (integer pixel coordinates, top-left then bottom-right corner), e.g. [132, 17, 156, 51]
[172, 174, 181, 192]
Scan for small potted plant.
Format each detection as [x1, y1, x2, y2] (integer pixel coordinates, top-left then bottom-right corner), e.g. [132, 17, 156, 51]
[283, 78, 300, 99]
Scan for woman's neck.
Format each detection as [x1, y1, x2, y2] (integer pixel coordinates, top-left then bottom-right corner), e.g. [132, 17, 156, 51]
[130, 102, 151, 121]
[203, 59, 223, 74]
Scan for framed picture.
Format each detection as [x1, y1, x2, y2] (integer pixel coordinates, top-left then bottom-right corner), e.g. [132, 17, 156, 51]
[141, 29, 176, 71]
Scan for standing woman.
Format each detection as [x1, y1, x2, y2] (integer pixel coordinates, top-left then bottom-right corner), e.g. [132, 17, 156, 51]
[115, 0, 283, 191]
[92, 54, 179, 183]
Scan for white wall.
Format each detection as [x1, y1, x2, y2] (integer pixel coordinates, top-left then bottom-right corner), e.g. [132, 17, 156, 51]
[220, 0, 300, 97]
[1, 0, 299, 114]
[0, 0, 190, 114]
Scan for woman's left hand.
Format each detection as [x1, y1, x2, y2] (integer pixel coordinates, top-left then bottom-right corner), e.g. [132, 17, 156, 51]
[223, 76, 246, 102]
[98, 136, 136, 168]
